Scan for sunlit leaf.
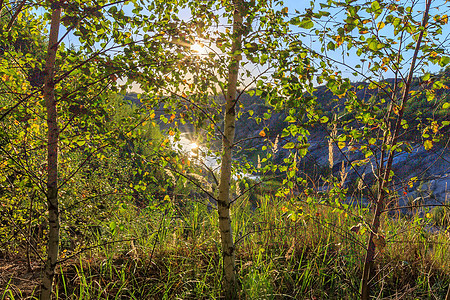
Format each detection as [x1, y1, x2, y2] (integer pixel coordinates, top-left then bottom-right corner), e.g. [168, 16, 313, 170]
[283, 142, 295, 149]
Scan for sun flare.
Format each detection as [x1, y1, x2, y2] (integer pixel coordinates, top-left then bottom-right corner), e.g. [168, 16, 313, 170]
[190, 42, 208, 55]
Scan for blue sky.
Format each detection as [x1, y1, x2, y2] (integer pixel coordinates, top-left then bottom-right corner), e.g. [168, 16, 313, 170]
[34, 0, 450, 88]
[282, 0, 450, 82]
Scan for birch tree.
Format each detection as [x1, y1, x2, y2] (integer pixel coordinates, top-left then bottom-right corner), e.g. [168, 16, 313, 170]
[122, 1, 310, 296]
[216, 1, 244, 297]
[292, 0, 450, 298]
[1, 1, 178, 297]
[40, 4, 62, 298]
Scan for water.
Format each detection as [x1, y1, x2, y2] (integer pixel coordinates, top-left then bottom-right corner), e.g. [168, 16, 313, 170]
[171, 133, 258, 180]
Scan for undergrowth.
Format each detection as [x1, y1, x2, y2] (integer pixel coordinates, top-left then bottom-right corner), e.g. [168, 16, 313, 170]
[1, 194, 449, 299]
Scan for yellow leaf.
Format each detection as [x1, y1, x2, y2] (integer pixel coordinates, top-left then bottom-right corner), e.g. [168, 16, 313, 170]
[392, 105, 399, 115]
[426, 213, 432, 218]
[168, 130, 175, 136]
[259, 130, 266, 137]
[424, 140, 433, 150]
[377, 21, 385, 30]
[161, 138, 169, 147]
[150, 112, 155, 119]
[431, 121, 439, 134]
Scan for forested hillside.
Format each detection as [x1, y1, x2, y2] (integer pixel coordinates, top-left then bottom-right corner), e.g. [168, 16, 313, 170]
[1, 0, 449, 299]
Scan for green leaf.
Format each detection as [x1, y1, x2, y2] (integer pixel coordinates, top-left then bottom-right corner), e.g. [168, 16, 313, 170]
[285, 115, 296, 123]
[439, 56, 450, 66]
[299, 18, 314, 29]
[401, 119, 409, 129]
[281, 128, 290, 137]
[371, 1, 380, 12]
[76, 140, 86, 146]
[320, 116, 329, 123]
[290, 17, 301, 25]
[443, 102, 450, 109]
[260, 54, 268, 64]
[327, 42, 335, 50]
[368, 40, 379, 51]
[439, 56, 450, 67]
[283, 142, 295, 149]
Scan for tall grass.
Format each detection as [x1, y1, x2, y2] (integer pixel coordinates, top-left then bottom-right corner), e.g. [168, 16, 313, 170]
[2, 192, 449, 299]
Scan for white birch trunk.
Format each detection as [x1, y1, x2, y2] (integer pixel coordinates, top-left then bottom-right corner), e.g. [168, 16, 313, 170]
[217, 0, 244, 298]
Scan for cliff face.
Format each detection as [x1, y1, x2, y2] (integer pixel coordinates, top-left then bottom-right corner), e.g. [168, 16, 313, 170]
[303, 139, 449, 209]
[233, 77, 449, 209]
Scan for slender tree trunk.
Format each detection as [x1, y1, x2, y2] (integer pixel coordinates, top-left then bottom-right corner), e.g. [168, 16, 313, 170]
[40, 3, 62, 299]
[217, 1, 243, 299]
[446, 283, 450, 300]
[360, 1, 432, 298]
[27, 191, 36, 272]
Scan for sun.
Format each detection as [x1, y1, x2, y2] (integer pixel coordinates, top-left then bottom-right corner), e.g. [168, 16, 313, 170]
[190, 142, 199, 157]
[190, 42, 208, 55]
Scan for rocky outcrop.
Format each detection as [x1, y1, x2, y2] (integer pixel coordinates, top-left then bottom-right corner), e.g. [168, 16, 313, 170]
[294, 140, 450, 210]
